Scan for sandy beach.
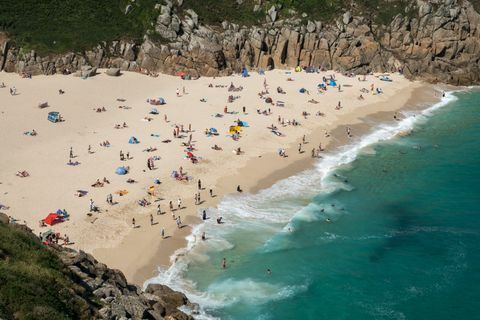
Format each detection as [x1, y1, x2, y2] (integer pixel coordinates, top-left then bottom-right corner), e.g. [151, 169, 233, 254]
[0, 69, 437, 285]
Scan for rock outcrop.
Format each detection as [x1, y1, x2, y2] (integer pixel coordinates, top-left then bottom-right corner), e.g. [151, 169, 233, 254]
[0, 213, 195, 319]
[1, 0, 479, 85]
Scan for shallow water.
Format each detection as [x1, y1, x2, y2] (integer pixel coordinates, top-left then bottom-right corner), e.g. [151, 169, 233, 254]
[149, 90, 480, 320]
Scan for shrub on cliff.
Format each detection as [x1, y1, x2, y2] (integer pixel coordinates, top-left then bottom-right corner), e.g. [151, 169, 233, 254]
[0, 222, 94, 319]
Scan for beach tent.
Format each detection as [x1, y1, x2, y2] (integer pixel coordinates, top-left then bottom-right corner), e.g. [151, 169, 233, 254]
[150, 108, 159, 114]
[116, 166, 128, 175]
[242, 67, 249, 77]
[328, 79, 337, 86]
[40, 230, 54, 242]
[295, 66, 302, 72]
[258, 69, 265, 75]
[299, 88, 306, 93]
[209, 128, 218, 133]
[47, 111, 60, 123]
[380, 75, 392, 82]
[305, 66, 315, 73]
[129, 136, 139, 144]
[43, 213, 63, 226]
[265, 97, 273, 103]
[158, 97, 166, 105]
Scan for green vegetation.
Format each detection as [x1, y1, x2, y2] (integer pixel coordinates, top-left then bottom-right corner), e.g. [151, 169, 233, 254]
[179, 0, 415, 26]
[0, 223, 91, 319]
[0, 0, 159, 54]
[181, 0, 264, 26]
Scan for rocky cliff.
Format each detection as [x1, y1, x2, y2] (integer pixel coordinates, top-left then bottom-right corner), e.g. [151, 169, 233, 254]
[0, 213, 195, 320]
[1, 0, 479, 85]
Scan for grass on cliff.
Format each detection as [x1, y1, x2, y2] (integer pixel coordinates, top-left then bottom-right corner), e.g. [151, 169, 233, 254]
[0, 223, 89, 320]
[179, 0, 415, 26]
[0, 0, 158, 54]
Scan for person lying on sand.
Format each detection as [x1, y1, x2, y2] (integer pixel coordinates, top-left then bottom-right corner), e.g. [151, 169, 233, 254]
[15, 171, 29, 177]
[126, 178, 136, 184]
[212, 144, 222, 150]
[91, 179, 104, 187]
[138, 198, 151, 207]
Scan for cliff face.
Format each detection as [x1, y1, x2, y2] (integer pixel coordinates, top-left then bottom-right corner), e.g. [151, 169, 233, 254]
[0, 213, 195, 320]
[0, 0, 479, 85]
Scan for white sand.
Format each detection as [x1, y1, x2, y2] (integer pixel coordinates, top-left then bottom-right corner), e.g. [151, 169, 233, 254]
[0, 69, 428, 283]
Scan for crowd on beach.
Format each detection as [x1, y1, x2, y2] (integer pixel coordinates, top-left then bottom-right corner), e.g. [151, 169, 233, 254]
[0, 67, 402, 271]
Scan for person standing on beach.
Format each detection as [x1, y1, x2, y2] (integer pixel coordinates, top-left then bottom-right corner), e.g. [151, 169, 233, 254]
[89, 199, 95, 212]
[69, 147, 74, 159]
[202, 210, 207, 220]
[161, 227, 165, 239]
[177, 198, 182, 210]
[298, 143, 302, 154]
[157, 204, 162, 215]
[222, 258, 227, 269]
[209, 188, 213, 197]
[88, 145, 92, 154]
[132, 218, 136, 228]
[198, 179, 202, 190]
[169, 201, 173, 212]
[176, 88, 180, 96]
[201, 232, 206, 240]
[150, 214, 154, 226]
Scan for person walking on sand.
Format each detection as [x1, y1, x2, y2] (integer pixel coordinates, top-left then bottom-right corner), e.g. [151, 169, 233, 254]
[209, 188, 213, 197]
[150, 214, 154, 226]
[161, 227, 165, 239]
[176, 216, 182, 228]
[176, 88, 180, 96]
[298, 143, 302, 154]
[198, 179, 202, 190]
[69, 147, 74, 159]
[157, 204, 162, 215]
[89, 199, 95, 212]
[169, 201, 173, 212]
[132, 218, 136, 228]
[202, 210, 207, 220]
[88, 145, 92, 154]
[177, 198, 182, 210]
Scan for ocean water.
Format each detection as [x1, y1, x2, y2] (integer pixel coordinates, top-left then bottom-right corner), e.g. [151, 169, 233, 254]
[148, 89, 480, 320]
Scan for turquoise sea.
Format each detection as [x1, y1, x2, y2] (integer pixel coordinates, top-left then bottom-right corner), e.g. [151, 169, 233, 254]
[148, 89, 480, 320]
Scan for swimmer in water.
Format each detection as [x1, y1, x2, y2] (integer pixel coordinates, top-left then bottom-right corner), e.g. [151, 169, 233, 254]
[326, 218, 332, 223]
[222, 258, 227, 269]
[267, 268, 272, 275]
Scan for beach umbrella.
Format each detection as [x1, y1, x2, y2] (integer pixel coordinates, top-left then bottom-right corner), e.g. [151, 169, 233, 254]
[186, 152, 194, 158]
[210, 128, 218, 133]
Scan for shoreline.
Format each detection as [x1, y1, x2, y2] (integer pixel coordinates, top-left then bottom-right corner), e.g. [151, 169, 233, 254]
[130, 83, 441, 285]
[0, 69, 439, 287]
